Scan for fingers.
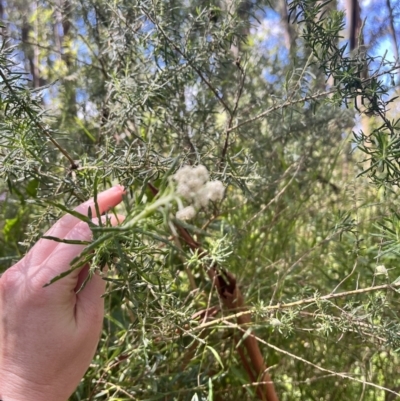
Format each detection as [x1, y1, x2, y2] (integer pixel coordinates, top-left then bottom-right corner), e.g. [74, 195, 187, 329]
[74, 264, 106, 329]
[66, 214, 125, 330]
[24, 185, 125, 267]
[30, 214, 124, 286]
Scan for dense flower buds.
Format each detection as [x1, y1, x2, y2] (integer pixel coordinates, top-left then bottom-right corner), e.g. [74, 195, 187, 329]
[176, 205, 196, 220]
[173, 165, 225, 220]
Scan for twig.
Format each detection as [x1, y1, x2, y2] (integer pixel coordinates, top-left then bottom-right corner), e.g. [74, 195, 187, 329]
[228, 322, 400, 398]
[221, 59, 246, 163]
[89, 354, 131, 401]
[227, 89, 335, 133]
[194, 281, 400, 331]
[298, 311, 387, 344]
[330, 253, 358, 294]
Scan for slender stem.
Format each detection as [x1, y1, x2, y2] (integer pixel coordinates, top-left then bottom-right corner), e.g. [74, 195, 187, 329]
[221, 60, 246, 164]
[227, 89, 334, 133]
[122, 194, 177, 229]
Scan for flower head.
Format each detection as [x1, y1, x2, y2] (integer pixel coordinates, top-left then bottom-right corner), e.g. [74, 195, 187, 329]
[195, 180, 225, 208]
[173, 164, 225, 218]
[174, 165, 210, 201]
[176, 205, 196, 220]
[204, 180, 225, 202]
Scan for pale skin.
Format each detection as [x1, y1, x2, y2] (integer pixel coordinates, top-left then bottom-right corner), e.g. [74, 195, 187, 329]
[0, 185, 125, 401]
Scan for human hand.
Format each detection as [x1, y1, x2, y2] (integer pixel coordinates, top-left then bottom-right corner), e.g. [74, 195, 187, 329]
[0, 185, 125, 401]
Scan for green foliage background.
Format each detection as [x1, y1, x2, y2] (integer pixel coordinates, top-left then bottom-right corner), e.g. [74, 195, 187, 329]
[2, 0, 400, 399]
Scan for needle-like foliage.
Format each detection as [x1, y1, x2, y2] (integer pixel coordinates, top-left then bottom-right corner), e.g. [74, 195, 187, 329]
[2, 1, 400, 400]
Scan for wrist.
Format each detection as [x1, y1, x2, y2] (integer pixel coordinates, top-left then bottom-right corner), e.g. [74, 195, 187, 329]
[0, 374, 63, 401]
[0, 390, 62, 401]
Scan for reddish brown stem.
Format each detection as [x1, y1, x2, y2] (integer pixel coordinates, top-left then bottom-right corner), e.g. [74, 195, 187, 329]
[147, 183, 280, 401]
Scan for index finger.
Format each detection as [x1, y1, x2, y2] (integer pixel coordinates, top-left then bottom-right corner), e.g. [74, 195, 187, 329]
[25, 185, 125, 266]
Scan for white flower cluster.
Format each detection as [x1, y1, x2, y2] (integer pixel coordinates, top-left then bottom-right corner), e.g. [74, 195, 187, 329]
[174, 165, 225, 220]
[375, 265, 388, 276]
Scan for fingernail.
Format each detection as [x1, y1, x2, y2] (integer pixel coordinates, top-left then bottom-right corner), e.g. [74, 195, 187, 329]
[112, 184, 125, 193]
